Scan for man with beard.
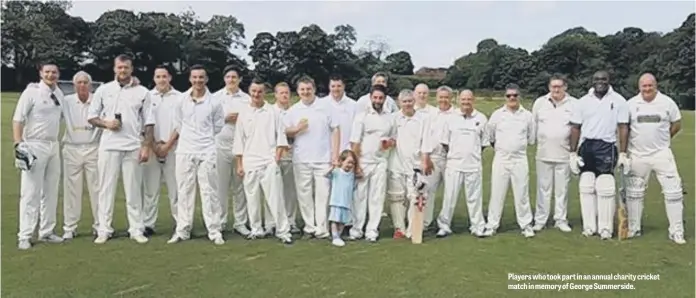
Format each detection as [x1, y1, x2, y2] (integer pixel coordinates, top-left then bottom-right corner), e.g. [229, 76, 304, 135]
[167, 65, 225, 245]
[142, 65, 181, 236]
[356, 72, 398, 113]
[569, 70, 630, 240]
[88, 54, 154, 244]
[283, 76, 340, 239]
[624, 73, 685, 244]
[349, 84, 397, 242]
[215, 65, 251, 236]
[14, 62, 65, 249]
[437, 90, 489, 238]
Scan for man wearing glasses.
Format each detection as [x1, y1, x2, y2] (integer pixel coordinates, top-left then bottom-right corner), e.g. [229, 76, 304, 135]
[13, 62, 65, 250]
[483, 84, 536, 238]
[531, 75, 577, 233]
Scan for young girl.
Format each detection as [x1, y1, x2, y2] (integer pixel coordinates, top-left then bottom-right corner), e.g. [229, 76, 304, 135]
[326, 150, 361, 247]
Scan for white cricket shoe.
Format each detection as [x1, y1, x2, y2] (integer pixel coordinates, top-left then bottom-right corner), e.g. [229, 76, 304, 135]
[435, 229, 450, 238]
[669, 233, 686, 245]
[332, 238, 345, 247]
[167, 235, 183, 244]
[234, 226, 251, 237]
[62, 231, 76, 240]
[581, 229, 595, 237]
[555, 221, 572, 233]
[599, 230, 612, 240]
[212, 235, 225, 245]
[522, 227, 535, 238]
[627, 230, 642, 238]
[39, 234, 64, 243]
[94, 235, 109, 244]
[532, 223, 545, 231]
[482, 228, 496, 237]
[278, 234, 294, 245]
[131, 235, 149, 244]
[18, 240, 32, 250]
[471, 228, 486, 238]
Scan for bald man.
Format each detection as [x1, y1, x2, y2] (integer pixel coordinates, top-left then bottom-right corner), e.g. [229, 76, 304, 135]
[414, 84, 437, 116]
[624, 73, 685, 244]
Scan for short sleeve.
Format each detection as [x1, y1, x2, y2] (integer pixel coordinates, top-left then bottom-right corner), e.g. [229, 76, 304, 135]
[232, 114, 245, 156]
[88, 87, 104, 120]
[527, 111, 536, 145]
[569, 98, 583, 125]
[486, 110, 499, 144]
[142, 92, 155, 126]
[349, 113, 365, 144]
[173, 96, 184, 133]
[616, 98, 629, 124]
[212, 100, 225, 134]
[479, 116, 490, 147]
[283, 107, 295, 130]
[439, 117, 451, 146]
[328, 104, 339, 129]
[12, 88, 35, 123]
[276, 111, 289, 147]
[667, 99, 682, 122]
[420, 115, 432, 154]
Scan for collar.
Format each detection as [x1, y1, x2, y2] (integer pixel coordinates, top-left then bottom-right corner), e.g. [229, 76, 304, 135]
[415, 103, 430, 110]
[151, 87, 175, 97]
[398, 109, 417, 119]
[437, 106, 454, 114]
[185, 88, 211, 103]
[299, 97, 319, 107]
[39, 80, 57, 93]
[457, 108, 478, 118]
[546, 93, 569, 104]
[502, 105, 525, 114]
[638, 91, 662, 103]
[275, 102, 290, 111]
[114, 78, 136, 88]
[368, 105, 389, 115]
[223, 87, 244, 96]
[250, 101, 269, 111]
[588, 86, 616, 100]
[329, 93, 348, 104]
[76, 93, 92, 104]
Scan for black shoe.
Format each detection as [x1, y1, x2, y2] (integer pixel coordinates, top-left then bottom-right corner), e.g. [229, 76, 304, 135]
[144, 227, 156, 237]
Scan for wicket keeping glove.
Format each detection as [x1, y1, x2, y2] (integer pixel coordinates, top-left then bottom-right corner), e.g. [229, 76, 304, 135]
[14, 142, 36, 171]
[569, 152, 584, 175]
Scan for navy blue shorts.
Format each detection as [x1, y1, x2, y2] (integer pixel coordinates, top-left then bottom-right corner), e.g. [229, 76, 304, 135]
[578, 139, 618, 176]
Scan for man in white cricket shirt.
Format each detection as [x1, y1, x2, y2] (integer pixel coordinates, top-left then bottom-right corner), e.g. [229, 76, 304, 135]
[569, 71, 630, 240]
[356, 72, 398, 113]
[13, 63, 65, 249]
[61, 71, 102, 240]
[350, 84, 397, 242]
[437, 90, 489, 238]
[625, 73, 685, 244]
[531, 75, 577, 233]
[233, 79, 294, 244]
[88, 54, 154, 244]
[414, 83, 438, 116]
[142, 65, 181, 236]
[387, 89, 432, 239]
[215, 65, 251, 236]
[484, 84, 536, 238]
[423, 86, 457, 230]
[167, 65, 225, 245]
[322, 75, 357, 151]
[284, 76, 340, 239]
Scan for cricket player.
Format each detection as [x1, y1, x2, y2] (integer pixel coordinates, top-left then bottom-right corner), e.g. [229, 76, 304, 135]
[356, 72, 398, 113]
[387, 89, 432, 239]
[625, 73, 685, 244]
[271, 82, 300, 234]
[167, 65, 225, 245]
[284, 76, 340, 239]
[484, 84, 536, 238]
[531, 75, 577, 233]
[569, 70, 630, 240]
[61, 71, 102, 240]
[233, 79, 294, 244]
[13, 63, 65, 249]
[436, 90, 489, 238]
[350, 84, 397, 242]
[215, 66, 251, 236]
[88, 54, 154, 244]
[414, 83, 438, 116]
[142, 65, 181, 236]
[321, 75, 357, 151]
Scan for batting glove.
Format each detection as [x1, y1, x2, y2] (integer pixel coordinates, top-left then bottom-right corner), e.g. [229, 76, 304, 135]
[569, 152, 584, 175]
[617, 152, 631, 174]
[14, 142, 36, 171]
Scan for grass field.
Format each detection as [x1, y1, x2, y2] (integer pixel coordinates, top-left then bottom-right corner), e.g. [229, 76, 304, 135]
[1, 92, 694, 298]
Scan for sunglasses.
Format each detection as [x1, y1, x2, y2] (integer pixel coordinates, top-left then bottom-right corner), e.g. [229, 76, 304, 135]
[505, 94, 519, 98]
[50, 93, 60, 106]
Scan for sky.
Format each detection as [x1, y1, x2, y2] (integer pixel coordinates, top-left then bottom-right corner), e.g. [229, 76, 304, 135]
[67, 0, 695, 70]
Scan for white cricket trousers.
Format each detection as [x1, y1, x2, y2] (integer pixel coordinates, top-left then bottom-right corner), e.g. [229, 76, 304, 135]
[485, 155, 533, 231]
[62, 143, 99, 234]
[244, 163, 291, 237]
[96, 149, 145, 237]
[217, 146, 247, 230]
[534, 160, 570, 225]
[175, 153, 222, 240]
[293, 162, 332, 236]
[142, 151, 178, 228]
[350, 162, 388, 239]
[422, 156, 445, 226]
[17, 140, 61, 241]
[437, 168, 485, 234]
[263, 160, 297, 230]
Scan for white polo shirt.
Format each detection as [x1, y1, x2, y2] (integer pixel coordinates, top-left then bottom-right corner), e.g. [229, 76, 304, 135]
[233, 102, 288, 172]
[149, 88, 182, 143]
[356, 93, 398, 114]
[440, 109, 489, 172]
[532, 93, 578, 162]
[350, 106, 396, 165]
[88, 79, 154, 151]
[214, 88, 251, 150]
[284, 98, 338, 164]
[321, 94, 357, 151]
[388, 110, 431, 174]
[174, 89, 224, 155]
[272, 103, 293, 162]
[426, 106, 456, 159]
[13, 81, 64, 142]
[627, 92, 681, 157]
[62, 93, 102, 145]
[488, 105, 535, 160]
[570, 87, 629, 144]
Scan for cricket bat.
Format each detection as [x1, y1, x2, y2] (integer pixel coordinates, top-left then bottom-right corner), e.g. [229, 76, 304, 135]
[617, 166, 629, 240]
[411, 194, 425, 244]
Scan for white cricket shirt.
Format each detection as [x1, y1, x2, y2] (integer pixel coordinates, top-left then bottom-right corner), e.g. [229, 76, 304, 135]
[174, 89, 225, 155]
[149, 88, 182, 143]
[233, 102, 288, 171]
[350, 106, 396, 165]
[88, 79, 154, 151]
[426, 106, 456, 159]
[627, 92, 681, 157]
[321, 94, 357, 151]
[356, 93, 398, 114]
[214, 88, 251, 150]
[415, 104, 438, 118]
[283, 98, 338, 164]
[440, 109, 489, 172]
[487, 105, 535, 160]
[532, 93, 578, 162]
[388, 110, 432, 174]
[13, 81, 64, 142]
[62, 93, 102, 145]
[570, 86, 629, 143]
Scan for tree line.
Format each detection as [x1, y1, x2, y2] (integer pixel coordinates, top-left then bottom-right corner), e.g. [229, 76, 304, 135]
[2, 1, 694, 109]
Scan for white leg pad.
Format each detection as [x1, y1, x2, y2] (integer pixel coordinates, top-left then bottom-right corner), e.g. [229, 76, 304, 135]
[661, 176, 684, 235]
[579, 172, 597, 233]
[595, 174, 616, 234]
[625, 175, 646, 233]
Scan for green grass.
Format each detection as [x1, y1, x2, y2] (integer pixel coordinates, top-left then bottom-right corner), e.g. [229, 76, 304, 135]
[1, 92, 693, 298]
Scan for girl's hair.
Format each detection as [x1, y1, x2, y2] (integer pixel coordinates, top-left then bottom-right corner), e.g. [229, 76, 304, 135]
[338, 149, 359, 173]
